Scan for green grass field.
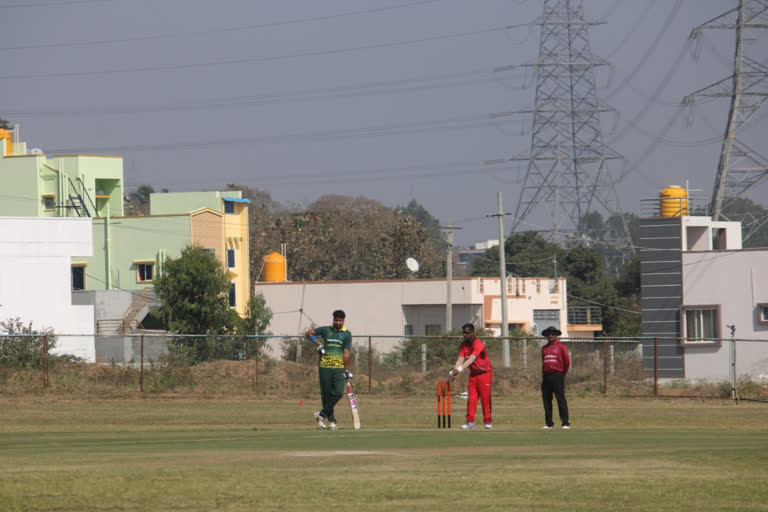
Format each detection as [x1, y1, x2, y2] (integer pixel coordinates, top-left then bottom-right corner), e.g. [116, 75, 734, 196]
[1, 396, 766, 511]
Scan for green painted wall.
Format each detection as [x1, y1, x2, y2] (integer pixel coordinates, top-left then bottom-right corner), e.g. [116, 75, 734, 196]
[73, 215, 192, 291]
[0, 156, 43, 216]
[0, 153, 124, 218]
[150, 190, 242, 215]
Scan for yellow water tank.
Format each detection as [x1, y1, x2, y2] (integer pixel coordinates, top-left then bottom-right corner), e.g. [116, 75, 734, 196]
[263, 252, 286, 281]
[659, 186, 688, 217]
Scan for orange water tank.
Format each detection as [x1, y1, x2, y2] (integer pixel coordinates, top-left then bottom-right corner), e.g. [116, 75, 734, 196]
[263, 252, 286, 281]
[659, 186, 688, 217]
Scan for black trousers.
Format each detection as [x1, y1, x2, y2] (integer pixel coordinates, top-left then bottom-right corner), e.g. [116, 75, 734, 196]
[541, 371, 569, 427]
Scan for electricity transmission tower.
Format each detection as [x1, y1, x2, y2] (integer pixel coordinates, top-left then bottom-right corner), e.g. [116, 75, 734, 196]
[505, 0, 629, 247]
[685, 0, 768, 235]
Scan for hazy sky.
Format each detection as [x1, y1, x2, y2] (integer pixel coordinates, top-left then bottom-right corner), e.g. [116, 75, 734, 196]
[2, 0, 765, 247]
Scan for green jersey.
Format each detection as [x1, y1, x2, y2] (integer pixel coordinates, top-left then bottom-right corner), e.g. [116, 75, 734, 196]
[314, 326, 352, 369]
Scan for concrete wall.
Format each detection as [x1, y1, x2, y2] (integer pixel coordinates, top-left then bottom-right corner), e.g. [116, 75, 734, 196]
[0, 217, 95, 361]
[254, 277, 577, 353]
[682, 249, 768, 379]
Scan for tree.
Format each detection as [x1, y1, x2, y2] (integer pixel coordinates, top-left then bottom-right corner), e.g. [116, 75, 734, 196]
[721, 197, 768, 248]
[0, 317, 80, 368]
[124, 184, 154, 216]
[564, 247, 603, 285]
[0, 118, 10, 130]
[396, 199, 444, 244]
[614, 254, 640, 299]
[472, 231, 565, 277]
[255, 195, 444, 281]
[153, 246, 233, 334]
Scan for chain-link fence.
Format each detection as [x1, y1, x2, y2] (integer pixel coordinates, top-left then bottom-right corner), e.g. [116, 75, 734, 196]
[0, 333, 766, 401]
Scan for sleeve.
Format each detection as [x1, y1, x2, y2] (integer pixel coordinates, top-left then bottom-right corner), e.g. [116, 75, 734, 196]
[561, 344, 571, 374]
[471, 341, 485, 357]
[314, 326, 329, 339]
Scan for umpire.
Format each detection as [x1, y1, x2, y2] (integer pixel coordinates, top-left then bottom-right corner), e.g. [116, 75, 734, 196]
[540, 326, 571, 430]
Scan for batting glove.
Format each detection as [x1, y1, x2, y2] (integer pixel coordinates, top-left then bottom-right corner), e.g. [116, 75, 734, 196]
[310, 336, 325, 356]
[344, 370, 353, 381]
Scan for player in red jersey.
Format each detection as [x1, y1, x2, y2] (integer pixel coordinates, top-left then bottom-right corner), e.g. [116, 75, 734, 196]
[449, 323, 493, 430]
[540, 326, 571, 430]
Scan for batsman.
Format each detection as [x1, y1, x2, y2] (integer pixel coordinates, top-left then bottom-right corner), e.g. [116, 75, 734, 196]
[449, 323, 493, 429]
[305, 309, 353, 430]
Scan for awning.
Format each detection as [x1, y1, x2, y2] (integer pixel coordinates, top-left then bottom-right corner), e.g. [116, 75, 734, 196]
[223, 197, 251, 204]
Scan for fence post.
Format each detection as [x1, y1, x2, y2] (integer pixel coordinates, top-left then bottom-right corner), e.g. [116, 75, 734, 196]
[728, 325, 738, 403]
[609, 343, 615, 375]
[354, 343, 360, 375]
[254, 336, 260, 392]
[421, 343, 427, 372]
[368, 336, 372, 393]
[140, 334, 144, 393]
[603, 339, 608, 395]
[43, 334, 49, 389]
[653, 337, 658, 399]
[522, 338, 528, 369]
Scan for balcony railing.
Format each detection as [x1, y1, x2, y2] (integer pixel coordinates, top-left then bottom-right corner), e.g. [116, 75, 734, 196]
[568, 306, 601, 325]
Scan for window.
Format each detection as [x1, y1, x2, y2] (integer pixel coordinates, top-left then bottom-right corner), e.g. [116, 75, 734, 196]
[224, 201, 235, 214]
[759, 304, 768, 325]
[425, 324, 441, 336]
[42, 195, 55, 211]
[136, 262, 154, 283]
[227, 249, 235, 268]
[71, 265, 85, 291]
[683, 306, 719, 341]
[404, 324, 413, 336]
[228, 283, 236, 307]
[533, 309, 560, 330]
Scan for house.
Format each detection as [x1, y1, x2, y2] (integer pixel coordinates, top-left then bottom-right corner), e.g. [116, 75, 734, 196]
[0, 126, 252, 339]
[254, 275, 601, 355]
[640, 200, 768, 379]
[0, 217, 95, 361]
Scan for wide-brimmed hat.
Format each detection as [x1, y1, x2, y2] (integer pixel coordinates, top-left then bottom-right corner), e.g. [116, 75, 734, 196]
[541, 326, 561, 336]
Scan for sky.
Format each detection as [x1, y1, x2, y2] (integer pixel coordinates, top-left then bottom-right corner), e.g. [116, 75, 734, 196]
[2, 0, 766, 247]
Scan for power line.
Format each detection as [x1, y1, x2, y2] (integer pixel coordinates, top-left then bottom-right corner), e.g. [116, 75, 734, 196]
[7, 68, 512, 118]
[0, 25, 513, 81]
[45, 113, 518, 153]
[0, 0, 444, 50]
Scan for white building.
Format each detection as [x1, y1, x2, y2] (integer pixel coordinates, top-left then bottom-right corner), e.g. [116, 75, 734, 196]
[255, 276, 600, 352]
[0, 217, 96, 361]
[641, 213, 768, 379]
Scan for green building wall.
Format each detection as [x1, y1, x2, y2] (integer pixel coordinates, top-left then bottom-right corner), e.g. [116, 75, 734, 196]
[150, 190, 242, 215]
[74, 215, 192, 291]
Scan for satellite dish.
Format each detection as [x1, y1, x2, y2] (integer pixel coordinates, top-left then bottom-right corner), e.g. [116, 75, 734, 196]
[406, 257, 420, 273]
[30, 148, 44, 155]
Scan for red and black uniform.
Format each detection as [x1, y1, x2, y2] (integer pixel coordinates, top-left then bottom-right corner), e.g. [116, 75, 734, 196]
[459, 338, 493, 424]
[541, 339, 570, 427]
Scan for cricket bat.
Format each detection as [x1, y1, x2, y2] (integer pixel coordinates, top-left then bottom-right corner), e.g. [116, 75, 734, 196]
[346, 381, 361, 430]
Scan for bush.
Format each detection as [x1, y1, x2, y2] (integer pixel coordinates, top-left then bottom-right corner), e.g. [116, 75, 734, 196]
[0, 317, 82, 369]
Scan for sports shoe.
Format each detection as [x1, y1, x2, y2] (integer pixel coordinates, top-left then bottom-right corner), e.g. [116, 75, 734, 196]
[484, 423, 493, 429]
[460, 422, 475, 429]
[327, 422, 337, 431]
[542, 425, 554, 430]
[313, 411, 326, 429]
[562, 425, 571, 430]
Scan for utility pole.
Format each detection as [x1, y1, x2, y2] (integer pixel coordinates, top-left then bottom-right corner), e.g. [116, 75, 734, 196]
[486, 192, 511, 368]
[440, 223, 461, 334]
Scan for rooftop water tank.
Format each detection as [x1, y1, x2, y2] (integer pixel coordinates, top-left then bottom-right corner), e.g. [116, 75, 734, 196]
[263, 252, 286, 281]
[659, 186, 688, 217]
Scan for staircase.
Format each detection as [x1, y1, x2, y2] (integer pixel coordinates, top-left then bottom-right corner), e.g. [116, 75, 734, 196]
[122, 288, 153, 331]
